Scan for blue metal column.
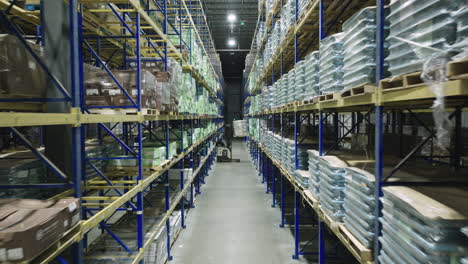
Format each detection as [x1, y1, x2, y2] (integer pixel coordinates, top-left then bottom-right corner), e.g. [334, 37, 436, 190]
[293, 111, 300, 260]
[180, 119, 186, 229]
[134, 13, 144, 257]
[70, 0, 83, 262]
[318, 0, 326, 262]
[271, 114, 276, 207]
[164, 121, 173, 260]
[374, 0, 385, 262]
[279, 113, 285, 228]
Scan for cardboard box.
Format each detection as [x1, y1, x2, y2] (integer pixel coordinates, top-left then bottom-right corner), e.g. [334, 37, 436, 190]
[0, 208, 65, 262]
[0, 198, 80, 229]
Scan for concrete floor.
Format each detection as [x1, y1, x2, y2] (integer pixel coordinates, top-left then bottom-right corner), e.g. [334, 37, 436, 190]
[171, 141, 310, 264]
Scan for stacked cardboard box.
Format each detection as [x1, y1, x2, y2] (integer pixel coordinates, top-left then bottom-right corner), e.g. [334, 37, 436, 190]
[0, 198, 80, 262]
[0, 34, 47, 102]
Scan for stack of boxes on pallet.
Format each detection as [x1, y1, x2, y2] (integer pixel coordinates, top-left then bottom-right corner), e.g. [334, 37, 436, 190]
[0, 198, 81, 262]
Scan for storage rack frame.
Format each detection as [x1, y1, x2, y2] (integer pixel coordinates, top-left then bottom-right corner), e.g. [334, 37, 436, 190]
[244, 0, 468, 263]
[0, 0, 224, 263]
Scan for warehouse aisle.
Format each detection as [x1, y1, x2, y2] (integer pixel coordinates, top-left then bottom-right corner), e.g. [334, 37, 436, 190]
[171, 140, 308, 264]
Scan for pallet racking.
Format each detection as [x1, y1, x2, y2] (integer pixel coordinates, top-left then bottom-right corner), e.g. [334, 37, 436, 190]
[0, 0, 224, 263]
[244, 0, 468, 263]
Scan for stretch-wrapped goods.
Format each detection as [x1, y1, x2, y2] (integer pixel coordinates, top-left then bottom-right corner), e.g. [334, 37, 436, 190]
[379, 186, 468, 264]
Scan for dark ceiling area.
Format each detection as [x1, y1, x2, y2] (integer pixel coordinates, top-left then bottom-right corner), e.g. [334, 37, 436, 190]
[202, 0, 258, 78]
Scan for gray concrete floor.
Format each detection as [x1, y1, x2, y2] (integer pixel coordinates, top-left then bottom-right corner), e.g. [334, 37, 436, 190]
[171, 141, 310, 264]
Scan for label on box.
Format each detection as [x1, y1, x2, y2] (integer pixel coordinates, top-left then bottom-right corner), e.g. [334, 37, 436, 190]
[0, 248, 6, 261]
[68, 202, 77, 212]
[72, 213, 80, 226]
[7, 248, 24, 261]
[36, 220, 58, 241]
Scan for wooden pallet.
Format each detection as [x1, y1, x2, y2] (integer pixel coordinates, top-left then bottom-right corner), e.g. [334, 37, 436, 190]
[318, 206, 339, 233]
[380, 71, 424, 91]
[319, 92, 341, 102]
[447, 58, 468, 80]
[341, 84, 376, 98]
[337, 224, 373, 263]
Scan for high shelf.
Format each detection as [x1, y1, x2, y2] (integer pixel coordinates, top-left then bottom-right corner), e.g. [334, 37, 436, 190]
[0, 1, 224, 263]
[244, 0, 468, 263]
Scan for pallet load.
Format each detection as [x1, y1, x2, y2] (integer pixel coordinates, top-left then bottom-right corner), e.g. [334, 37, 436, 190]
[0, 154, 46, 199]
[379, 186, 468, 264]
[294, 170, 309, 188]
[304, 51, 320, 99]
[286, 69, 295, 104]
[284, 139, 309, 176]
[84, 67, 166, 111]
[0, 34, 47, 106]
[385, 0, 463, 77]
[257, 22, 266, 49]
[0, 198, 80, 262]
[233, 120, 248, 137]
[319, 33, 345, 95]
[318, 156, 348, 222]
[295, 61, 306, 102]
[307, 150, 320, 200]
[343, 7, 378, 91]
[343, 167, 376, 249]
[178, 73, 197, 113]
[281, 0, 295, 41]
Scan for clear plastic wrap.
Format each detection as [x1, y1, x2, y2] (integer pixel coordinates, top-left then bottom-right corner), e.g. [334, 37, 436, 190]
[379, 186, 468, 263]
[0, 34, 47, 99]
[385, 0, 468, 150]
[319, 33, 345, 94]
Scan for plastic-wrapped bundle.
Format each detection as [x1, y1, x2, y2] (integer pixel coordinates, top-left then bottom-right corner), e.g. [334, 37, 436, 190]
[307, 150, 320, 199]
[294, 170, 309, 188]
[295, 61, 306, 102]
[319, 33, 345, 94]
[343, 7, 377, 90]
[343, 167, 376, 248]
[454, 6, 468, 48]
[298, 0, 309, 17]
[287, 70, 296, 103]
[385, 0, 459, 76]
[233, 120, 248, 137]
[0, 34, 47, 100]
[318, 156, 348, 222]
[304, 51, 320, 99]
[463, 227, 468, 264]
[281, 0, 295, 41]
[0, 155, 46, 198]
[257, 22, 266, 49]
[379, 186, 468, 264]
[285, 139, 310, 175]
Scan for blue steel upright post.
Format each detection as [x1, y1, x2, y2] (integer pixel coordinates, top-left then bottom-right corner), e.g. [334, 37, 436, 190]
[70, 0, 83, 262]
[374, 0, 385, 263]
[292, 0, 301, 258]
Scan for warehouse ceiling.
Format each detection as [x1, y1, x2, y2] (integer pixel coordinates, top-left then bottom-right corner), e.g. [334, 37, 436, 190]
[202, 0, 258, 78]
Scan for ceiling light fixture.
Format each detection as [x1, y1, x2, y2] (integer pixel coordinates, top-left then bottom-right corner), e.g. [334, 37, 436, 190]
[227, 14, 237, 23]
[227, 39, 236, 47]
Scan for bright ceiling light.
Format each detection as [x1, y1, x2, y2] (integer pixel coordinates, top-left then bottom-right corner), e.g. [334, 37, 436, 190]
[227, 39, 236, 47]
[227, 14, 237, 23]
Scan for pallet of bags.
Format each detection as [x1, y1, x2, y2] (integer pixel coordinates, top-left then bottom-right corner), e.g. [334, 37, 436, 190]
[319, 33, 345, 94]
[379, 186, 468, 264]
[343, 167, 376, 249]
[317, 156, 348, 222]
